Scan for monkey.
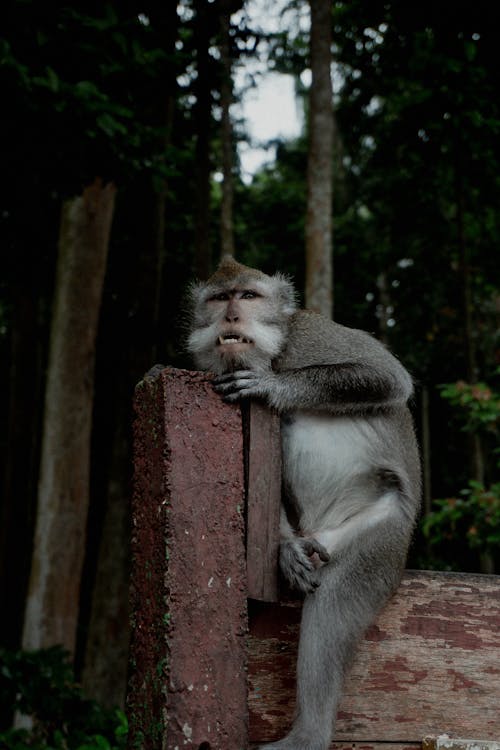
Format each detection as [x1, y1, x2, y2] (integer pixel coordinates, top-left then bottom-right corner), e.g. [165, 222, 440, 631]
[187, 256, 421, 750]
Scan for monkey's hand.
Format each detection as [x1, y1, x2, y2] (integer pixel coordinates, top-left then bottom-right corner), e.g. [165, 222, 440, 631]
[212, 369, 274, 402]
[279, 537, 330, 595]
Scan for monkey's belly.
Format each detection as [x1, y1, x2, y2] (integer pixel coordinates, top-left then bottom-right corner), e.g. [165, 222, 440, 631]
[281, 412, 380, 532]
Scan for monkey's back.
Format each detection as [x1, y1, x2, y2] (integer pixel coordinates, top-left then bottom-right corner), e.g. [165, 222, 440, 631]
[275, 310, 421, 532]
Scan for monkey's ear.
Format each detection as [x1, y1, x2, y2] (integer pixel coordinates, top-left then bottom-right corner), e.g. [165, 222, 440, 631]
[187, 280, 203, 305]
[185, 280, 210, 324]
[271, 272, 298, 315]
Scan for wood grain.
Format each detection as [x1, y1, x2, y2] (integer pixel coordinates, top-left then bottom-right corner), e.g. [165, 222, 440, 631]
[245, 402, 282, 602]
[250, 744, 421, 750]
[423, 738, 500, 750]
[248, 570, 500, 745]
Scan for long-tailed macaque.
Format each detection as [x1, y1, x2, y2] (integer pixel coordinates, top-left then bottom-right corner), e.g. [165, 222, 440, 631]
[187, 257, 421, 750]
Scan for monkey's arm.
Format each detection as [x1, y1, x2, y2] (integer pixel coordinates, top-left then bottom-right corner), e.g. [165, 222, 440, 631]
[213, 360, 412, 414]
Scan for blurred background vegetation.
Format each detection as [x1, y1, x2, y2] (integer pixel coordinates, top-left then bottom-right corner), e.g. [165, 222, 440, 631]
[0, 0, 499, 744]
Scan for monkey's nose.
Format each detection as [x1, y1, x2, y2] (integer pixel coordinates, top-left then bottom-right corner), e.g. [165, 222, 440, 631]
[225, 309, 239, 322]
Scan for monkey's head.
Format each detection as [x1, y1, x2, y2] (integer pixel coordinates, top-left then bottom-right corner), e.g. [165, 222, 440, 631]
[187, 256, 297, 374]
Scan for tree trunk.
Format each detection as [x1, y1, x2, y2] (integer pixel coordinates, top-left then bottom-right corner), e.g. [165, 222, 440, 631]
[82, 424, 130, 708]
[421, 385, 432, 517]
[376, 271, 391, 345]
[0, 288, 43, 651]
[22, 180, 115, 656]
[149, 4, 178, 361]
[219, 8, 235, 259]
[193, 0, 212, 279]
[456, 166, 478, 387]
[455, 154, 485, 485]
[305, 0, 334, 317]
[455, 148, 491, 572]
[80, 8, 180, 706]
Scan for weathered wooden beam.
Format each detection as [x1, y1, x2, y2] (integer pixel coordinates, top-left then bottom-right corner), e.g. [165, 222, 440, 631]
[251, 744, 421, 750]
[128, 367, 248, 750]
[248, 570, 500, 746]
[423, 737, 500, 750]
[245, 402, 281, 602]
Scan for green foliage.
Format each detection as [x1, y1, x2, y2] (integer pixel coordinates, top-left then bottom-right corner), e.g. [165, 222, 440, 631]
[439, 379, 500, 434]
[423, 481, 500, 556]
[422, 378, 500, 569]
[0, 647, 127, 750]
[0, 2, 179, 194]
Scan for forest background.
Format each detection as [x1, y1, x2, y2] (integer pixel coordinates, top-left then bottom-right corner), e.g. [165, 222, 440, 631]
[0, 0, 499, 742]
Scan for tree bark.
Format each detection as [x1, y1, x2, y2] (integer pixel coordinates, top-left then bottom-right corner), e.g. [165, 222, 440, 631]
[456, 173, 485, 483]
[22, 180, 115, 656]
[0, 288, 42, 650]
[455, 153, 485, 484]
[80, 7, 180, 706]
[219, 8, 235, 259]
[305, 0, 334, 317]
[455, 149, 491, 572]
[149, 4, 178, 361]
[376, 271, 391, 345]
[82, 424, 130, 708]
[421, 385, 432, 517]
[193, 0, 212, 279]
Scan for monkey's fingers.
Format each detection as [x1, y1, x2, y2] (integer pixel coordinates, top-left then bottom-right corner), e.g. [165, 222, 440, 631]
[316, 545, 330, 563]
[221, 390, 252, 403]
[213, 370, 255, 385]
[280, 540, 321, 594]
[214, 374, 260, 401]
[214, 382, 255, 398]
[303, 538, 330, 563]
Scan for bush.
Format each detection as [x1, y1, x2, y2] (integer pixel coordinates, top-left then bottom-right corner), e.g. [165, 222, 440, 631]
[423, 480, 500, 556]
[0, 647, 127, 750]
[420, 377, 500, 572]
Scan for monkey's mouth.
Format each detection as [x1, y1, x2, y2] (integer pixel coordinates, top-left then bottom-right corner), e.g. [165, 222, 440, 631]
[217, 333, 253, 347]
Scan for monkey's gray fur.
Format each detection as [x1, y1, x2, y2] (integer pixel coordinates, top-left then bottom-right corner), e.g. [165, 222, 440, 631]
[187, 257, 421, 750]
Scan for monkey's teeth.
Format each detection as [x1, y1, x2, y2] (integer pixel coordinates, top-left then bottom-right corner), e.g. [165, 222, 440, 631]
[217, 334, 252, 345]
[219, 335, 238, 344]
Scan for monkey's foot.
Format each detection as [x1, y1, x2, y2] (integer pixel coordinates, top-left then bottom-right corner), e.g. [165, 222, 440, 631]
[279, 537, 329, 594]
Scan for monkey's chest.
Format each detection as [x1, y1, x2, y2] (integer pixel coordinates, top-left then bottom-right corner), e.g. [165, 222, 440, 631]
[281, 412, 375, 529]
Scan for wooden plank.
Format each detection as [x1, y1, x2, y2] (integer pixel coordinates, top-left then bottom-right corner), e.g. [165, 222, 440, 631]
[245, 402, 281, 602]
[423, 738, 500, 750]
[129, 367, 248, 750]
[248, 570, 500, 745]
[250, 744, 421, 750]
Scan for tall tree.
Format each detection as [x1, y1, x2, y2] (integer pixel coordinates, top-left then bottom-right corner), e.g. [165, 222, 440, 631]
[0, 284, 43, 650]
[81, 5, 181, 708]
[22, 180, 115, 656]
[305, 0, 334, 317]
[193, 0, 213, 279]
[219, 4, 236, 259]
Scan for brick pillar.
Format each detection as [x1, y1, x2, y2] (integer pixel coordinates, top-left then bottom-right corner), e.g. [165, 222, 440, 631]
[128, 367, 248, 750]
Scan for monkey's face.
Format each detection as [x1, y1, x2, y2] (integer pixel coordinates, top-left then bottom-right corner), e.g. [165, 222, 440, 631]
[187, 275, 296, 375]
[212, 288, 263, 359]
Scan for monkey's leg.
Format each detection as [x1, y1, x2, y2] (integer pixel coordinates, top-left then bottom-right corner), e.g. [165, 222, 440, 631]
[260, 511, 409, 750]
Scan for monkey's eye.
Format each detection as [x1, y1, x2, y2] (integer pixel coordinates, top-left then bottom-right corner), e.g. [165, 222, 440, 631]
[209, 292, 230, 302]
[241, 290, 260, 299]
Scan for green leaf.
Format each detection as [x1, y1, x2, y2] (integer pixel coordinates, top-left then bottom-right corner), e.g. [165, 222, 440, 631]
[465, 41, 477, 62]
[46, 66, 59, 93]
